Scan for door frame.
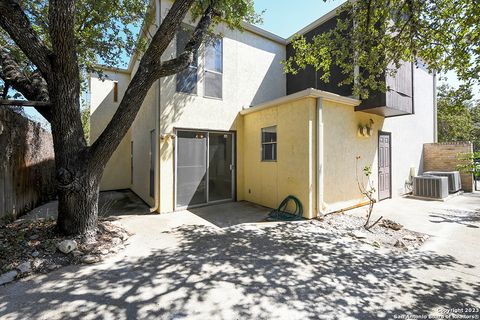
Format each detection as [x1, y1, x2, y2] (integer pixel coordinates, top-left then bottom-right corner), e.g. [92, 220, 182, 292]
[378, 130, 392, 201]
[173, 128, 236, 211]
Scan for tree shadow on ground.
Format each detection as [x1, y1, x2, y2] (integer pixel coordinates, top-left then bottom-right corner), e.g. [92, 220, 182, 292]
[0, 222, 478, 319]
[429, 208, 480, 229]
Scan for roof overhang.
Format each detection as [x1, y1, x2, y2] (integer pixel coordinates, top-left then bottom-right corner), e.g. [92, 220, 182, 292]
[240, 88, 361, 115]
[241, 22, 287, 44]
[285, 6, 342, 43]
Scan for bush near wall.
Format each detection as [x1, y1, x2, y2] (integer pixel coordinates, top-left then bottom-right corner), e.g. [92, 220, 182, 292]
[423, 142, 474, 192]
[0, 107, 56, 221]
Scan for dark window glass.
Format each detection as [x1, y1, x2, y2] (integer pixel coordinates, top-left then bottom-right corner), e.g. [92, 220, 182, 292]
[176, 24, 198, 94]
[150, 130, 155, 198]
[177, 67, 197, 94]
[204, 38, 223, 98]
[261, 126, 277, 161]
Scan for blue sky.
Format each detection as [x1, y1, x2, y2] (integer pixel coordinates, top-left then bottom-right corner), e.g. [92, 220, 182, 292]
[253, 0, 346, 38]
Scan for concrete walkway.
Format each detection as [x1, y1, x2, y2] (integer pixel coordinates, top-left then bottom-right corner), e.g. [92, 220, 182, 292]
[350, 192, 480, 277]
[0, 193, 479, 319]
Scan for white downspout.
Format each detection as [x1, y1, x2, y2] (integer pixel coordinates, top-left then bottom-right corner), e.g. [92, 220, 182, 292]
[316, 97, 325, 216]
[150, 0, 161, 213]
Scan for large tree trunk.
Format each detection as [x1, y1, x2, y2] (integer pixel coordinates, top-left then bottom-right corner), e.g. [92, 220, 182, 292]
[0, 0, 215, 237]
[56, 165, 100, 237]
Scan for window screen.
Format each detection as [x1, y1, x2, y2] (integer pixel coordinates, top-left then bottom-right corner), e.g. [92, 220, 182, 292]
[261, 126, 277, 161]
[204, 38, 223, 98]
[176, 25, 198, 94]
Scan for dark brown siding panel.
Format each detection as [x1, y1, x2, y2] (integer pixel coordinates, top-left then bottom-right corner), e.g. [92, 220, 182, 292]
[385, 61, 413, 114]
[286, 12, 353, 96]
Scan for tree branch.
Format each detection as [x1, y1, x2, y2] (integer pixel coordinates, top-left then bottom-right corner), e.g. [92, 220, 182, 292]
[0, 47, 51, 121]
[156, 6, 216, 77]
[89, 0, 215, 172]
[0, 0, 52, 77]
[1, 83, 9, 99]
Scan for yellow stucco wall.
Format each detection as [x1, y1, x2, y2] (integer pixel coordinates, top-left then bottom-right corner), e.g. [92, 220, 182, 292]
[90, 73, 132, 191]
[322, 100, 383, 208]
[241, 98, 317, 219]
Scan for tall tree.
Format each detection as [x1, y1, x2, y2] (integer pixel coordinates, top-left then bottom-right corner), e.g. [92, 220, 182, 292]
[470, 102, 480, 151]
[0, 0, 258, 237]
[284, 0, 480, 99]
[437, 84, 473, 143]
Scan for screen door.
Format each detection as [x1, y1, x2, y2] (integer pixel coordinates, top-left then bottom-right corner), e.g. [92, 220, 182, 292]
[176, 130, 234, 209]
[208, 132, 233, 202]
[176, 131, 208, 207]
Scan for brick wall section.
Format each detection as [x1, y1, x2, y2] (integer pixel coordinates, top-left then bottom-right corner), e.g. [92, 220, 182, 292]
[0, 107, 56, 220]
[423, 142, 474, 192]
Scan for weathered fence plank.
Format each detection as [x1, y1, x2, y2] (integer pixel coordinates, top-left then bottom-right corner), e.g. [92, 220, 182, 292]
[0, 107, 55, 220]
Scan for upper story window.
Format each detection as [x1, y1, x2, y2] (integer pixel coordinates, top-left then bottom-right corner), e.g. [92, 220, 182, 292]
[204, 38, 223, 99]
[261, 126, 277, 161]
[176, 24, 198, 94]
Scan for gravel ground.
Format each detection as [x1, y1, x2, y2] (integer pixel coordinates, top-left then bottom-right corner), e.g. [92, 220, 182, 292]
[0, 218, 130, 285]
[316, 211, 429, 251]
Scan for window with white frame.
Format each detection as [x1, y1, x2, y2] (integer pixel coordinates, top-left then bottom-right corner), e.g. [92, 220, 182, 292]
[176, 24, 198, 94]
[204, 38, 223, 99]
[261, 126, 277, 161]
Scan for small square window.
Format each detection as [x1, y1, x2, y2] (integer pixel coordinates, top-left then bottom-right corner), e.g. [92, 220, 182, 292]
[261, 126, 277, 161]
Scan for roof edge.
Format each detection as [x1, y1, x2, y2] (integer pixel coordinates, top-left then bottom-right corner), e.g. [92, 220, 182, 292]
[91, 64, 130, 75]
[241, 22, 287, 44]
[285, 5, 342, 43]
[240, 88, 361, 115]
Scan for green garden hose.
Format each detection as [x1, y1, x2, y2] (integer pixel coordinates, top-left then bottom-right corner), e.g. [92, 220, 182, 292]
[266, 195, 304, 221]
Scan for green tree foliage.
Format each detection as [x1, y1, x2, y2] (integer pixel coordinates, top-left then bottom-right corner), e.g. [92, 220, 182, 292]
[0, 0, 259, 236]
[470, 103, 480, 151]
[0, 0, 149, 91]
[81, 107, 90, 143]
[437, 84, 480, 151]
[284, 0, 480, 99]
[437, 84, 473, 143]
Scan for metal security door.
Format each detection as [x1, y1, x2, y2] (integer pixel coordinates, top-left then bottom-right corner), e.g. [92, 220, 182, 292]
[378, 132, 392, 200]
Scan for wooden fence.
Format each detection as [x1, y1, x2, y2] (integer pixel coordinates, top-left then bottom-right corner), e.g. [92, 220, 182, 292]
[0, 107, 55, 220]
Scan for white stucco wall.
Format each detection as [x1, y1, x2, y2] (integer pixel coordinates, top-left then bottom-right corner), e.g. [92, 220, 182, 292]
[90, 71, 132, 191]
[382, 66, 435, 196]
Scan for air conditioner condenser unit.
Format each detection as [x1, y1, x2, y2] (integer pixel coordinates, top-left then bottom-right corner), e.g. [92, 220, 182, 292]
[423, 171, 462, 193]
[413, 176, 449, 199]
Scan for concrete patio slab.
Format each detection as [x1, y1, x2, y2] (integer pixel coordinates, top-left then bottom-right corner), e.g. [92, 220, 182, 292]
[350, 192, 480, 277]
[0, 192, 478, 319]
[22, 190, 152, 220]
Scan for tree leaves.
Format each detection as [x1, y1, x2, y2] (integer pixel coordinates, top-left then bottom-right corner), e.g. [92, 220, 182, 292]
[285, 0, 480, 99]
[437, 84, 479, 151]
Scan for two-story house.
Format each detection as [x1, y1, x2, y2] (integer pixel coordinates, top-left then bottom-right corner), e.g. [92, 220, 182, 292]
[89, 0, 436, 218]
